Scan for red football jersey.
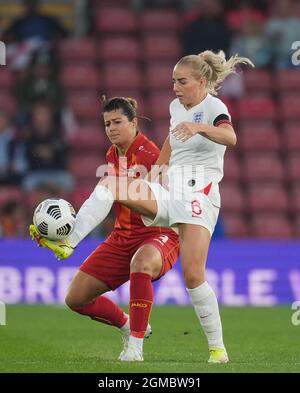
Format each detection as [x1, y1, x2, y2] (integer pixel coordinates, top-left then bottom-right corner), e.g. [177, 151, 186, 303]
[106, 132, 173, 238]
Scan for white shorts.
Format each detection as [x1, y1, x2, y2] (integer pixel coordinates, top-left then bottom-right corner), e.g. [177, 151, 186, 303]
[141, 181, 220, 237]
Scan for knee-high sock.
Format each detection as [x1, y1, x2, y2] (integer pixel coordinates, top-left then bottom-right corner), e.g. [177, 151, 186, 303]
[187, 281, 225, 349]
[129, 272, 153, 338]
[71, 295, 127, 328]
[68, 185, 114, 247]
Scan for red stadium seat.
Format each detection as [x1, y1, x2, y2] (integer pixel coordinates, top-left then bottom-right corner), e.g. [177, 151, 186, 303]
[0, 186, 22, 208]
[142, 33, 181, 61]
[95, 8, 137, 33]
[59, 39, 97, 63]
[148, 91, 175, 120]
[286, 153, 300, 182]
[220, 182, 245, 213]
[276, 70, 300, 92]
[223, 152, 241, 181]
[69, 154, 105, 181]
[139, 10, 180, 31]
[71, 184, 95, 209]
[0, 69, 15, 89]
[251, 214, 292, 238]
[70, 125, 109, 151]
[280, 94, 300, 120]
[243, 69, 273, 93]
[145, 62, 174, 90]
[152, 120, 170, 147]
[103, 62, 142, 90]
[239, 123, 280, 152]
[293, 214, 300, 237]
[67, 92, 100, 121]
[60, 64, 100, 89]
[237, 96, 276, 121]
[247, 182, 288, 213]
[291, 183, 300, 213]
[243, 153, 284, 182]
[222, 213, 249, 238]
[284, 123, 300, 151]
[99, 37, 140, 61]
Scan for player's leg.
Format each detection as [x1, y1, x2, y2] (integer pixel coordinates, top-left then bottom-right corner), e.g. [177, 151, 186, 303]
[120, 233, 179, 361]
[68, 177, 158, 248]
[119, 244, 161, 361]
[65, 270, 128, 330]
[179, 223, 228, 364]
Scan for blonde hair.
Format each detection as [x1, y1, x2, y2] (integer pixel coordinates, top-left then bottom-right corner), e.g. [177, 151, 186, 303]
[177, 50, 255, 95]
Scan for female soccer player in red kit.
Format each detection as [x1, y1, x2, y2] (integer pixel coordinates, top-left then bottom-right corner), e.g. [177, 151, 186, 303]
[31, 96, 179, 361]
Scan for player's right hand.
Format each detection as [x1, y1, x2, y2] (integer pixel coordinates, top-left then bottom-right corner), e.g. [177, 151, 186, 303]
[29, 224, 75, 260]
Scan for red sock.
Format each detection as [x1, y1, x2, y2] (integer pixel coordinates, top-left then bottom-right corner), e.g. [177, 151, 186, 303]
[130, 272, 153, 338]
[72, 296, 127, 328]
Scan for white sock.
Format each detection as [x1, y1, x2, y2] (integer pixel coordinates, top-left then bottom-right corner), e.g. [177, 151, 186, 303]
[128, 335, 143, 352]
[68, 184, 114, 247]
[187, 281, 225, 350]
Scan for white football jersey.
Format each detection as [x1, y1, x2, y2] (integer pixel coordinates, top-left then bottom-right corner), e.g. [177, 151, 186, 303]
[168, 94, 231, 205]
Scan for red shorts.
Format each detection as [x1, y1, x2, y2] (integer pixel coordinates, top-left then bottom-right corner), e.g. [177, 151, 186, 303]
[80, 231, 179, 290]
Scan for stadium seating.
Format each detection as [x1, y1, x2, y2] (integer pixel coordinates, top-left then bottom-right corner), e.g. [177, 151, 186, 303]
[58, 38, 97, 63]
[237, 95, 277, 121]
[243, 69, 273, 93]
[0, 68, 15, 89]
[222, 213, 249, 237]
[220, 182, 245, 213]
[139, 9, 180, 32]
[286, 153, 300, 182]
[98, 37, 140, 61]
[95, 7, 137, 33]
[0, 186, 22, 208]
[251, 214, 293, 238]
[247, 182, 288, 213]
[276, 70, 300, 92]
[60, 64, 100, 89]
[103, 62, 142, 90]
[145, 62, 174, 90]
[280, 94, 300, 121]
[148, 91, 175, 120]
[223, 152, 241, 181]
[284, 123, 300, 151]
[142, 33, 181, 61]
[243, 153, 284, 182]
[66, 92, 101, 122]
[239, 123, 280, 152]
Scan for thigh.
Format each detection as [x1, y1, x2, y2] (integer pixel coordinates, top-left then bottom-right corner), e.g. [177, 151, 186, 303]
[79, 234, 132, 290]
[67, 270, 110, 306]
[130, 244, 163, 279]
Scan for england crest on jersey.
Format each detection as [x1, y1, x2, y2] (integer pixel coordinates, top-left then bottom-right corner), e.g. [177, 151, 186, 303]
[193, 111, 203, 123]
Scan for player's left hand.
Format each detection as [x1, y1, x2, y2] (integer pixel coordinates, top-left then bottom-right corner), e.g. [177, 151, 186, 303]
[171, 122, 200, 142]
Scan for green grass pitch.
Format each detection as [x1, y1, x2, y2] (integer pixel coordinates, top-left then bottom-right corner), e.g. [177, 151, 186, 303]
[0, 305, 299, 373]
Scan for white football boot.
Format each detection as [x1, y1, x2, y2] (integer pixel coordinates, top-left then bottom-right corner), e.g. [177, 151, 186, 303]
[118, 323, 152, 361]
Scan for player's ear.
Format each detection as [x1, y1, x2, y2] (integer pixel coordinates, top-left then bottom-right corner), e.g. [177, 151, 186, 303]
[132, 116, 138, 128]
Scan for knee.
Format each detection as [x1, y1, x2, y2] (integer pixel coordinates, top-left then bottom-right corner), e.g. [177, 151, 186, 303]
[183, 267, 205, 289]
[65, 293, 85, 310]
[130, 257, 154, 276]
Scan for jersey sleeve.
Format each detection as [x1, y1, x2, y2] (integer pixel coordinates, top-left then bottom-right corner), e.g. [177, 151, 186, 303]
[209, 98, 232, 127]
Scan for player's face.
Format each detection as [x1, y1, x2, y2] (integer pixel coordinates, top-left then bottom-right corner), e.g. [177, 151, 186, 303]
[172, 65, 206, 109]
[103, 109, 137, 148]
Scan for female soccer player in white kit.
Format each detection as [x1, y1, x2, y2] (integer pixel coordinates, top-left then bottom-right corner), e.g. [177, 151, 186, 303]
[30, 50, 254, 363]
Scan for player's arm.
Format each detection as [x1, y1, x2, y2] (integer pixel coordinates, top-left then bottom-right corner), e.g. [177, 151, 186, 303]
[171, 122, 236, 146]
[199, 123, 237, 146]
[144, 136, 171, 183]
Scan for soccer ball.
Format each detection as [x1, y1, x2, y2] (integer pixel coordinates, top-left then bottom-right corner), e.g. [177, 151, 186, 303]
[33, 198, 76, 240]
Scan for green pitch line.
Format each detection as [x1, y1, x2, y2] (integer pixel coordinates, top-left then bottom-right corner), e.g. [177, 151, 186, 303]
[0, 305, 299, 373]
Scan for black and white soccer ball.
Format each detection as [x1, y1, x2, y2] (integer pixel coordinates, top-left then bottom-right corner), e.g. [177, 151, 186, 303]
[33, 198, 76, 240]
